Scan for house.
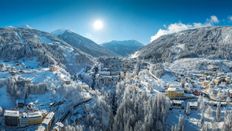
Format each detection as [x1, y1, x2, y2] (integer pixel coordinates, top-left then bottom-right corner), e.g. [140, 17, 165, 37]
[4, 110, 20, 126]
[188, 101, 198, 109]
[53, 122, 64, 131]
[225, 77, 231, 84]
[213, 78, 220, 85]
[27, 111, 43, 125]
[98, 71, 110, 76]
[193, 90, 201, 96]
[41, 112, 55, 131]
[171, 100, 185, 109]
[166, 86, 184, 99]
[49, 65, 59, 72]
[166, 87, 184, 98]
[110, 71, 120, 76]
[200, 81, 210, 88]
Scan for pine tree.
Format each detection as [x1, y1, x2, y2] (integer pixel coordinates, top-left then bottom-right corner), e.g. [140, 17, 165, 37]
[185, 102, 191, 115]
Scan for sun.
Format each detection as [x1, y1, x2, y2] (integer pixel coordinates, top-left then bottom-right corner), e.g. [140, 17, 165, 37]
[93, 19, 104, 30]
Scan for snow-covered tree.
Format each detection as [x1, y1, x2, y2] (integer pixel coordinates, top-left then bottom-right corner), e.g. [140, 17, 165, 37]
[223, 110, 232, 131]
[64, 125, 84, 131]
[0, 106, 3, 116]
[198, 96, 205, 111]
[216, 102, 221, 122]
[201, 123, 209, 131]
[226, 96, 231, 105]
[177, 115, 185, 131]
[205, 105, 213, 119]
[112, 85, 170, 131]
[185, 102, 191, 115]
[200, 110, 205, 127]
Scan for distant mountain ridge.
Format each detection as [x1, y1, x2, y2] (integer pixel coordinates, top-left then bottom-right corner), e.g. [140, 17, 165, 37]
[102, 40, 143, 56]
[53, 29, 116, 57]
[136, 26, 232, 63]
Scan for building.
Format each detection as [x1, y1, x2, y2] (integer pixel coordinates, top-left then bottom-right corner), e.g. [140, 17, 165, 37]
[19, 113, 28, 127]
[41, 112, 55, 131]
[4, 110, 20, 126]
[166, 87, 184, 98]
[200, 81, 210, 88]
[27, 111, 43, 125]
[53, 122, 64, 131]
[171, 100, 185, 109]
[188, 101, 198, 109]
[49, 65, 59, 72]
[98, 71, 110, 76]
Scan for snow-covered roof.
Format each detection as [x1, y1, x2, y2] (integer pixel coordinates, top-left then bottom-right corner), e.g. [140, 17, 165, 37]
[169, 82, 181, 88]
[167, 87, 184, 92]
[188, 102, 198, 107]
[4, 110, 19, 117]
[42, 112, 55, 125]
[27, 111, 42, 118]
[172, 100, 184, 104]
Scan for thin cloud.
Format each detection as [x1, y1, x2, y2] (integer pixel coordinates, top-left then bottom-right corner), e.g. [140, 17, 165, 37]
[228, 16, 232, 21]
[207, 15, 219, 24]
[150, 16, 219, 42]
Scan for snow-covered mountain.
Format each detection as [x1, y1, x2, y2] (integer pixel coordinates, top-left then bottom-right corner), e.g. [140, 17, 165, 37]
[0, 27, 95, 74]
[0, 27, 95, 111]
[101, 40, 143, 57]
[53, 29, 116, 57]
[135, 26, 232, 63]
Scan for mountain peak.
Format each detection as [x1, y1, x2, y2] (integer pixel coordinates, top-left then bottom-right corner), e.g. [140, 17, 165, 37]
[53, 30, 116, 57]
[52, 29, 73, 36]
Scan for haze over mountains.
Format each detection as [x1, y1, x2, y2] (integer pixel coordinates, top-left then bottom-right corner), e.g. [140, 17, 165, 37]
[101, 40, 143, 56]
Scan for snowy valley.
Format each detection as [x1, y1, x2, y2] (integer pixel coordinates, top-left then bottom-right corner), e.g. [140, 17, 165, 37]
[0, 26, 232, 131]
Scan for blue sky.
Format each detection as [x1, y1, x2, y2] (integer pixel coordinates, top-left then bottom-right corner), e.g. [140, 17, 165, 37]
[1, 0, 232, 44]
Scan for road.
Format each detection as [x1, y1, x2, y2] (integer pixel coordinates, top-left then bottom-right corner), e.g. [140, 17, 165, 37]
[60, 98, 92, 123]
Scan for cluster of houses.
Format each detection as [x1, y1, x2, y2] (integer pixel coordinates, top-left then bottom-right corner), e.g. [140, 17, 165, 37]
[163, 71, 232, 110]
[3, 109, 55, 130]
[165, 72, 232, 98]
[0, 95, 65, 131]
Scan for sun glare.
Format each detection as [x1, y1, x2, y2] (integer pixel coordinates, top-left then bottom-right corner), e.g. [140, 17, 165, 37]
[93, 19, 104, 30]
